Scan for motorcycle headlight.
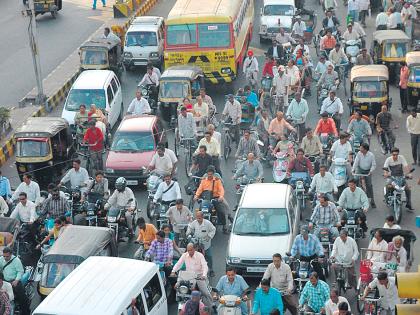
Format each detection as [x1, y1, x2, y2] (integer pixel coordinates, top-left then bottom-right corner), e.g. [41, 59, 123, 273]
[178, 285, 189, 294]
[141, 88, 148, 96]
[260, 25, 267, 32]
[347, 219, 355, 224]
[225, 300, 236, 307]
[87, 210, 95, 216]
[228, 257, 241, 264]
[107, 217, 116, 223]
[149, 52, 159, 58]
[296, 180, 304, 189]
[299, 271, 308, 278]
[106, 168, 114, 174]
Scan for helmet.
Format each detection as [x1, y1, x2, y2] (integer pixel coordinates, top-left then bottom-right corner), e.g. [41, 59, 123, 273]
[115, 177, 127, 192]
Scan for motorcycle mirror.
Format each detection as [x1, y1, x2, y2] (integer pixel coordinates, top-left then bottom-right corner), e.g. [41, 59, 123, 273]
[382, 167, 388, 171]
[128, 198, 134, 202]
[285, 251, 291, 256]
[409, 168, 415, 173]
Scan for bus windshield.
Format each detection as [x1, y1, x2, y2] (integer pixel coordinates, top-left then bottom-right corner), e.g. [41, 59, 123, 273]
[167, 23, 231, 48]
[167, 24, 197, 46]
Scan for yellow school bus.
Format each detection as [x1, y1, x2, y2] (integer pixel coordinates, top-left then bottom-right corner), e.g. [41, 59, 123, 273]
[164, 0, 254, 84]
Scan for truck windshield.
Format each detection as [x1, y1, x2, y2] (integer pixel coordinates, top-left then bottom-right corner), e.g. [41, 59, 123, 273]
[233, 208, 290, 235]
[65, 89, 106, 111]
[111, 131, 155, 152]
[16, 139, 49, 157]
[263, 5, 294, 16]
[126, 31, 158, 47]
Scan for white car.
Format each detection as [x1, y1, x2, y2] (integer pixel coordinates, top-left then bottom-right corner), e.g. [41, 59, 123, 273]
[226, 183, 300, 277]
[259, 0, 295, 43]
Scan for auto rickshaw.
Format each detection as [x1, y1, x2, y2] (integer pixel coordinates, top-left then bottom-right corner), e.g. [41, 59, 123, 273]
[371, 30, 410, 84]
[30, 0, 62, 18]
[79, 39, 124, 78]
[15, 117, 75, 187]
[0, 218, 20, 254]
[38, 225, 117, 298]
[159, 65, 205, 124]
[348, 65, 390, 120]
[406, 51, 420, 107]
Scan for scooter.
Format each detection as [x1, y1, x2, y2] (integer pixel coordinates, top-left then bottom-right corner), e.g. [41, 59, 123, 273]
[272, 151, 289, 183]
[330, 157, 349, 195]
[106, 198, 138, 242]
[344, 38, 362, 66]
[175, 271, 211, 313]
[145, 171, 163, 219]
[212, 288, 251, 315]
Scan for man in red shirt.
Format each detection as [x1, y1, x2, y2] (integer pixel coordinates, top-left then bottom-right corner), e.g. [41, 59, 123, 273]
[83, 120, 104, 172]
[314, 112, 338, 137]
[262, 55, 275, 77]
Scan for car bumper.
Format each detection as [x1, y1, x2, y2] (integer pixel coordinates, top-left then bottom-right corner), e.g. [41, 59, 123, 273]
[105, 170, 148, 185]
[226, 262, 270, 277]
[123, 57, 161, 67]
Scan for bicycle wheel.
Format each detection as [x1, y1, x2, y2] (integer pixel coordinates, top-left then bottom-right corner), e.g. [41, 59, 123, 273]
[223, 133, 231, 161]
[184, 142, 192, 177]
[356, 280, 366, 314]
[174, 128, 179, 157]
[188, 196, 195, 211]
[342, 70, 348, 96]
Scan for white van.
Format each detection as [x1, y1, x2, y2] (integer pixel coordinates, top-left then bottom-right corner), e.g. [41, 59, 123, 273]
[32, 256, 168, 315]
[123, 16, 164, 69]
[259, 0, 296, 43]
[61, 70, 123, 129]
[226, 183, 300, 277]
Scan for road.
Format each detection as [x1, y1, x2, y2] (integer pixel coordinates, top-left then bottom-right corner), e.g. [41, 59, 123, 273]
[1, 0, 420, 313]
[0, 0, 113, 105]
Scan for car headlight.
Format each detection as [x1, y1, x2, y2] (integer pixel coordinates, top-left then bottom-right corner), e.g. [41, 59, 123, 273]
[124, 52, 133, 58]
[178, 285, 189, 294]
[107, 217, 116, 223]
[141, 88, 148, 96]
[106, 168, 114, 174]
[260, 25, 267, 32]
[227, 257, 241, 264]
[149, 52, 159, 58]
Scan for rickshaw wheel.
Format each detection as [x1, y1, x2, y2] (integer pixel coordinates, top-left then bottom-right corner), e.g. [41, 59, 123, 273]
[51, 10, 57, 18]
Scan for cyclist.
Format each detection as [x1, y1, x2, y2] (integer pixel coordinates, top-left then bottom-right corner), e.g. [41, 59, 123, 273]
[195, 131, 222, 176]
[58, 159, 89, 193]
[310, 165, 338, 201]
[74, 104, 89, 138]
[243, 50, 259, 89]
[286, 91, 309, 140]
[376, 105, 396, 153]
[271, 65, 290, 113]
[148, 143, 178, 177]
[252, 278, 283, 315]
[298, 272, 330, 314]
[233, 153, 263, 182]
[222, 94, 242, 144]
[309, 194, 340, 239]
[328, 43, 348, 68]
[317, 64, 339, 90]
[352, 143, 377, 208]
[178, 106, 197, 147]
[347, 111, 371, 145]
[235, 130, 261, 161]
[82, 120, 104, 171]
[275, 27, 296, 45]
[320, 89, 343, 131]
[301, 128, 323, 157]
[166, 199, 192, 243]
[324, 288, 350, 315]
[268, 112, 296, 147]
[292, 15, 306, 38]
[179, 291, 208, 315]
[104, 177, 136, 237]
[153, 174, 181, 205]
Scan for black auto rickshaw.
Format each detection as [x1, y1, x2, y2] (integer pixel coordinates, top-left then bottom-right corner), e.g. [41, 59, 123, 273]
[159, 65, 205, 124]
[349, 65, 390, 119]
[0, 217, 20, 254]
[406, 51, 420, 107]
[38, 225, 117, 298]
[371, 30, 410, 85]
[79, 39, 124, 78]
[15, 117, 75, 187]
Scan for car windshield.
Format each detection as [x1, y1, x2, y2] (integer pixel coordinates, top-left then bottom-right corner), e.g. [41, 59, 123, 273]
[167, 24, 197, 46]
[111, 131, 155, 152]
[126, 31, 157, 47]
[232, 208, 290, 235]
[40, 262, 77, 288]
[354, 81, 387, 98]
[16, 139, 50, 157]
[65, 89, 106, 111]
[264, 5, 294, 16]
[383, 42, 407, 58]
[80, 50, 107, 65]
[160, 81, 189, 99]
[198, 23, 230, 48]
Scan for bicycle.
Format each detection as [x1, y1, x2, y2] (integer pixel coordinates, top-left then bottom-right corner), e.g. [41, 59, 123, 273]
[222, 121, 235, 160]
[330, 260, 353, 296]
[359, 295, 382, 315]
[174, 131, 196, 176]
[353, 172, 369, 196]
[335, 62, 348, 96]
[75, 143, 95, 175]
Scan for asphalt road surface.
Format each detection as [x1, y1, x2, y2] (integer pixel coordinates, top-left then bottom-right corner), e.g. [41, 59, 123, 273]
[1, 0, 420, 313]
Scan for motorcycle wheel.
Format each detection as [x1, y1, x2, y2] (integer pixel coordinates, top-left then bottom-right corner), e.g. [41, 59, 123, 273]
[146, 199, 154, 220]
[394, 201, 402, 224]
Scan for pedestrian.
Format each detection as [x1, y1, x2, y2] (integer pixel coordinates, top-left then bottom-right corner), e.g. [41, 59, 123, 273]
[399, 61, 410, 113]
[402, 1, 417, 38]
[348, 0, 360, 22]
[0, 171, 11, 203]
[406, 110, 420, 165]
[92, 0, 105, 10]
[358, 0, 370, 26]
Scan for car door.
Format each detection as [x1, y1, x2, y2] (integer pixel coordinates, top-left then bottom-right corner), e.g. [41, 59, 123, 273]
[106, 83, 116, 128]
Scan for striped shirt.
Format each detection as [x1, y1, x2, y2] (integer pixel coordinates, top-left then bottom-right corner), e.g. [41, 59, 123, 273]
[291, 234, 324, 257]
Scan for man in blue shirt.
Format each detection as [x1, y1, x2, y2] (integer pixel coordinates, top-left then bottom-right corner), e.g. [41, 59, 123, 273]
[215, 267, 250, 314]
[252, 279, 283, 315]
[244, 85, 258, 108]
[0, 171, 11, 202]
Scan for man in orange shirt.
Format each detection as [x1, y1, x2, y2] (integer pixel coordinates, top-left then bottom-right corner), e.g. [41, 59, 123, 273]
[134, 217, 157, 259]
[320, 29, 337, 54]
[315, 112, 338, 137]
[268, 111, 296, 146]
[399, 61, 409, 113]
[194, 166, 229, 233]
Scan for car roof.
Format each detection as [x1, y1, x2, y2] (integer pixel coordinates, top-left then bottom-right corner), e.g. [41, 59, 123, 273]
[117, 115, 156, 132]
[72, 70, 114, 90]
[263, 0, 295, 6]
[128, 16, 163, 32]
[240, 183, 290, 208]
[33, 257, 159, 315]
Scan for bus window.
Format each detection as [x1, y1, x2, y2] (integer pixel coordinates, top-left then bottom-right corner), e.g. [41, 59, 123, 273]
[198, 24, 230, 48]
[167, 24, 197, 46]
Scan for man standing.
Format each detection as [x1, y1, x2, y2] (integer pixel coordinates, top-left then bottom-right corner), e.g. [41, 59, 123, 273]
[400, 61, 410, 113]
[286, 91, 309, 140]
[166, 199, 192, 243]
[0, 247, 30, 315]
[352, 143, 377, 207]
[347, 0, 360, 22]
[358, 0, 369, 26]
[222, 94, 242, 144]
[83, 120, 104, 171]
[12, 174, 40, 204]
[407, 110, 420, 165]
[127, 90, 151, 115]
[252, 279, 283, 315]
[263, 253, 297, 315]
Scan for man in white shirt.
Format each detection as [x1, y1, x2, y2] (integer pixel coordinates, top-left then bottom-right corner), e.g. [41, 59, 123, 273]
[292, 16, 306, 37]
[376, 11, 389, 30]
[402, 2, 417, 38]
[243, 50, 259, 89]
[330, 134, 352, 161]
[222, 94, 242, 144]
[330, 229, 359, 289]
[347, 0, 360, 23]
[271, 65, 291, 110]
[310, 165, 338, 201]
[321, 90, 343, 131]
[101, 27, 121, 44]
[148, 143, 178, 176]
[153, 174, 181, 204]
[10, 192, 36, 224]
[362, 272, 399, 314]
[342, 23, 360, 42]
[406, 110, 420, 165]
[12, 174, 40, 204]
[138, 66, 159, 87]
[127, 90, 151, 115]
[171, 243, 212, 309]
[0, 196, 8, 217]
[324, 288, 350, 315]
[58, 159, 89, 193]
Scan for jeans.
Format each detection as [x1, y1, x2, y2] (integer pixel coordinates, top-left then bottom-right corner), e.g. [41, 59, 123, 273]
[400, 88, 409, 111]
[90, 150, 104, 171]
[92, 0, 105, 8]
[410, 134, 420, 163]
[355, 167, 374, 200]
[125, 210, 134, 230]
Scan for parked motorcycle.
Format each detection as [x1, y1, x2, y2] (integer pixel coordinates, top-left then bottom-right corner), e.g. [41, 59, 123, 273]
[146, 172, 163, 219]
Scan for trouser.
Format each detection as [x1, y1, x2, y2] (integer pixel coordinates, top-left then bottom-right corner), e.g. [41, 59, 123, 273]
[400, 88, 409, 111]
[204, 247, 213, 270]
[232, 124, 240, 144]
[300, 255, 325, 281]
[92, 0, 105, 8]
[195, 279, 213, 309]
[12, 282, 30, 315]
[380, 129, 395, 150]
[211, 156, 222, 177]
[90, 150, 104, 171]
[359, 10, 368, 25]
[410, 133, 420, 163]
[355, 167, 374, 200]
[282, 294, 298, 315]
[125, 210, 134, 230]
[348, 10, 359, 22]
[296, 122, 305, 140]
[332, 113, 341, 131]
[331, 264, 356, 288]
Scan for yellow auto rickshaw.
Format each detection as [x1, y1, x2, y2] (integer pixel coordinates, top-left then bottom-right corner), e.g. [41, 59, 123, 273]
[14, 117, 75, 187]
[371, 30, 410, 84]
[159, 65, 205, 124]
[349, 65, 390, 119]
[79, 39, 124, 78]
[406, 51, 420, 107]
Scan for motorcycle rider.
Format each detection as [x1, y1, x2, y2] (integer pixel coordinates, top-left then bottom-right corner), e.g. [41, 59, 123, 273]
[214, 266, 250, 315]
[127, 90, 151, 115]
[166, 199, 192, 243]
[12, 173, 41, 204]
[196, 131, 222, 176]
[342, 23, 360, 41]
[356, 47, 373, 65]
[190, 146, 213, 177]
[144, 230, 173, 277]
[178, 106, 197, 147]
[383, 147, 414, 210]
[310, 165, 338, 201]
[58, 159, 89, 194]
[317, 65, 339, 91]
[322, 10, 340, 31]
[251, 278, 283, 315]
[257, 110, 271, 157]
[376, 105, 397, 153]
[315, 112, 339, 138]
[138, 66, 159, 99]
[222, 94, 242, 144]
[330, 133, 353, 162]
[10, 192, 36, 224]
[243, 50, 259, 89]
[301, 128, 323, 172]
[290, 225, 326, 281]
[84, 170, 109, 202]
[153, 174, 181, 206]
[309, 194, 340, 239]
[347, 111, 372, 145]
[104, 177, 136, 237]
[320, 29, 337, 54]
[275, 27, 296, 45]
[179, 291, 208, 315]
[299, 272, 330, 314]
[148, 143, 178, 177]
[134, 217, 157, 259]
[171, 243, 213, 310]
[41, 188, 71, 219]
[286, 91, 309, 140]
[352, 143, 377, 208]
[314, 55, 333, 81]
[234, 152, 263, 182]
[287, 148, 315, 182]
[292, 15, 306, 38]
[328, 43, 348, 69]
[235, 130, 261, 161]
[320, 89, 343, 131]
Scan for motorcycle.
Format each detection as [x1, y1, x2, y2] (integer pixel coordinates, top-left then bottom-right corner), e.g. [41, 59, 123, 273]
[212, 288, 251, 315]
[330, 157, 349, 195]
[383, 168, 414, 224]
[197, 191, 219, 226]
[344, 38, 362, 66]
[14, 265, 36, 314]
[175, 271, 211, 312]
[285, 255, 318, 297]
[319, 133, 334, 165]
[153, 201, 174, 229]
[106, 198, 138, 242]
[138, 84, 158, 113]
[146, 172, 163, 220]
[272, 151, 289, 183]
[341, 208, 364, 241]
[317, 226, 332, 278]
[289, 172, 310, 219]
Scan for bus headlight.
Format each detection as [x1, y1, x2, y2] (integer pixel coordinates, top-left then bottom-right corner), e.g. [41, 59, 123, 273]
[260, 25, 267, 33]
[221, 67, 232, 74]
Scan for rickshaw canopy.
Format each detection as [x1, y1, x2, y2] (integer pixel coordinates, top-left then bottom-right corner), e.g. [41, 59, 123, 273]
[80, 38, 120, 51]
[43, 225, 117, 265]
[14, 117, 68, 139]
[373, 30, 410, 44]
[350, 65, 389, 82]
[160, 65, 204, 81]
[406, 51, 420, 66]
[369, 228, 416, 259]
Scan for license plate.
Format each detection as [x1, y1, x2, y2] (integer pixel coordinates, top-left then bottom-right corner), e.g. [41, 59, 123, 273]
[126, 180, 138, 185]
[134, 62, 145, 66]
[360, 105, 368, 110]
[246, 267, 266, 273]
